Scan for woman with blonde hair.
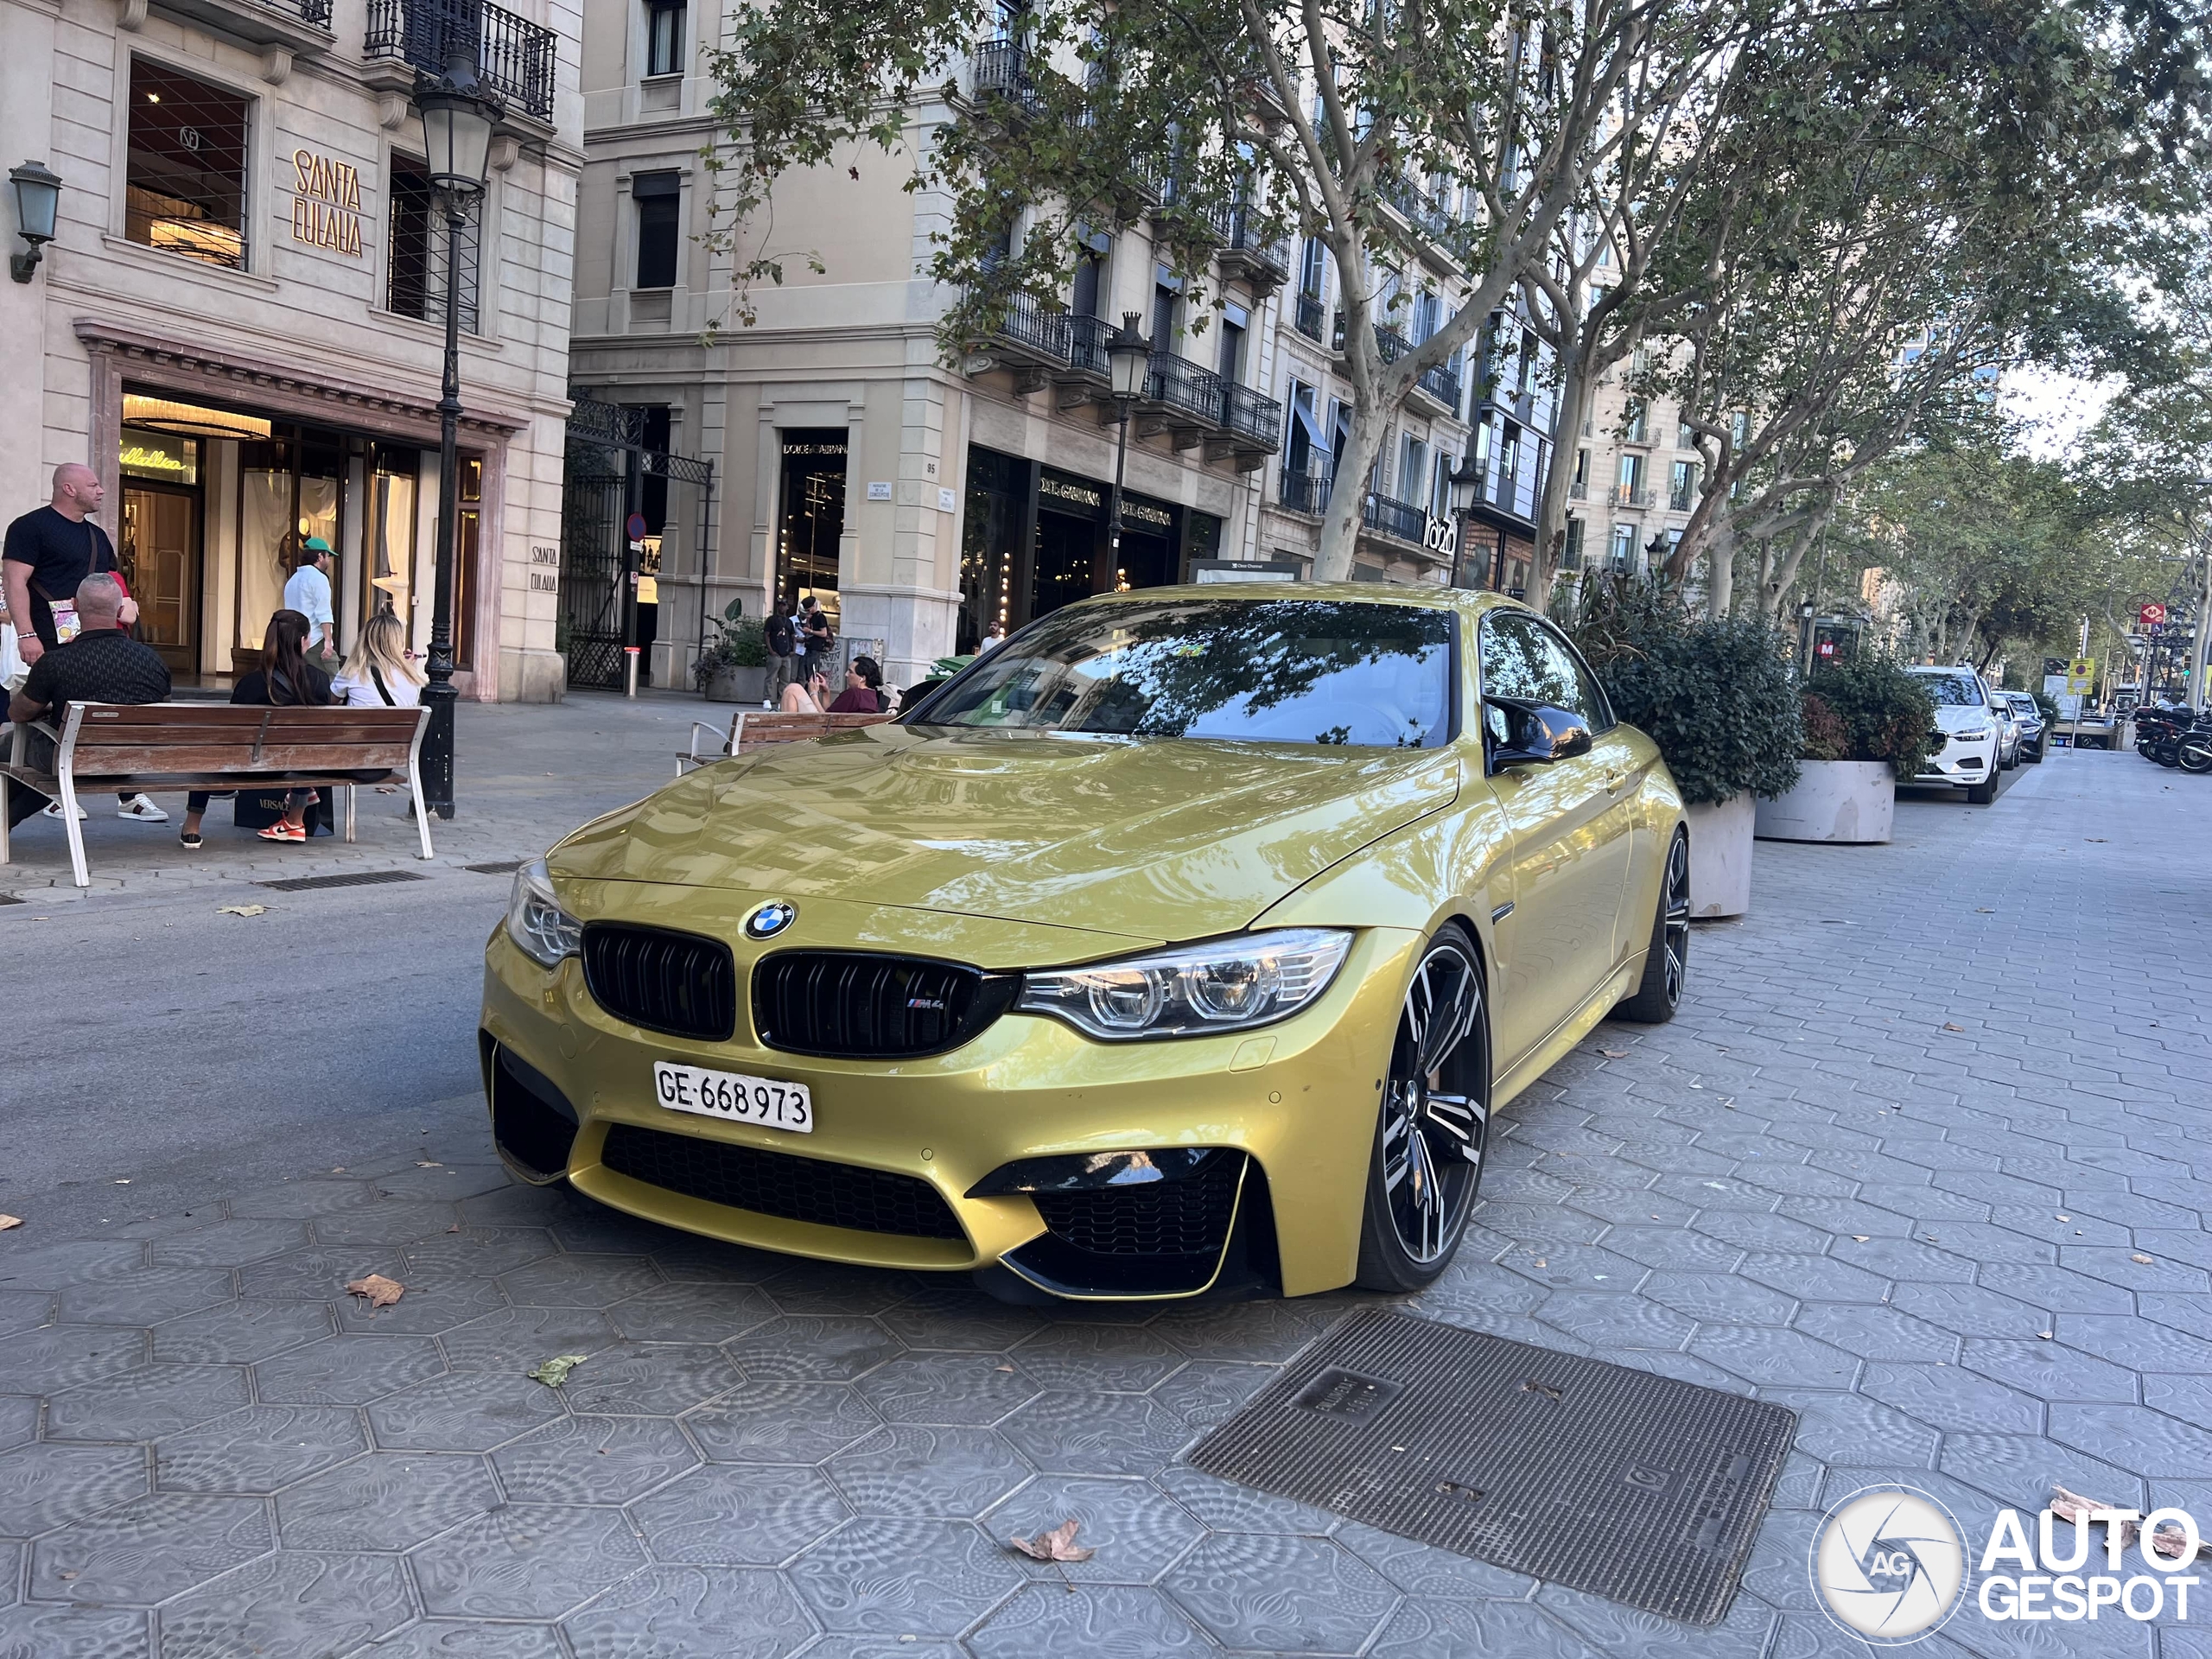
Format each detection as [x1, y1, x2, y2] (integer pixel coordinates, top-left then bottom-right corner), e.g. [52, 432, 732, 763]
[334, 610, 427, 708]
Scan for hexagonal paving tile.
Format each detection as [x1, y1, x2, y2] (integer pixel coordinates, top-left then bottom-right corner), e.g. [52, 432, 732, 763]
[853, 1351, 1039, 1426]
[631, 1463, 849, 1566]
[334, 1272, 511, 1336]
[0, 1395, 36, 1453]
[45, 1363, 251, 1442]
[788, 1516, 1024, 1636]
[1860, 1362, 2044, 1436]
[826, 1424, 1033, 1517]
[276, 1452, 497, 1550]
[969, 1583, 1211, 1656]
[499, 1255, 664, 1308]
[1146, 1361, 1278, 1430]
[226, 1177, 378, 1218]
[400, 1226, 563, 1280]
[310, 1201, 465, 1248]
[254, 1335, 446, 1406]
[356, 1621, 568, 1656]
[156, 1404, 368, 1493]
[366, 1370, 567, 1452]
[156, 1550, 412, 1659]
[874, 1284, 1050, 1353]
[367, 1161, 516, 1202]
[1, 1323, 151, 1393]
[2050, 1403, 2212, 1477]
[0, 1442, 149, 1535]
[556, 1343, 742, 1416]
[0, 1604, 149, 1658]
[1687, 1325, 1860, 1389]
[983, 1475, 1204, 1586]
[1332, 1518, 1537, 1599]
[996, 1390, 1192, 1476]
[1370, 1596, 1605, 1659]
[150, 1217, 312, 1268]
[0, 1237, 147, 1289]
[0, 1288, 53, 1338]
[684, 1382, 881, 1465]
[493, 1414, 698, 1504]
[722, 1316, 903, 1382]
[237, 1248, 403, 1302]
[1152, 1463, 1341, 1535]
[51, 1266, 233, 1326]
[1008, 1324, 1186, 1392]
[437, 1305, 621, 1372]
[152, 1298, 335, 1364]
[30, 1491, 271, 1604]
[410, 1503, 650, 1619]
[1162, 1532, 1397, 1655]
[604, 1281, 779, 1344]
[561, 1563, 816, 1659]
[755, 1262, 908, 1319]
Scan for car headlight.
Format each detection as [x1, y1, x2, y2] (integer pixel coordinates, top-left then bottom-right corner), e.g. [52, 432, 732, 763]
[1955, 727, 1990, 741]
[506, 857, 583, 968]
[1015, 928, 1354, 1041]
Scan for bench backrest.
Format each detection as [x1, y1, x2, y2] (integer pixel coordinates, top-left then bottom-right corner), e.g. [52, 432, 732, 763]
[57, 702, 427, 777]
[732, 711, 896, 753]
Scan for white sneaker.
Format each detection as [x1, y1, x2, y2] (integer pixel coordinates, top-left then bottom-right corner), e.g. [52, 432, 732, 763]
[118, 793, 170, 823]
[41, 800, 89, 821]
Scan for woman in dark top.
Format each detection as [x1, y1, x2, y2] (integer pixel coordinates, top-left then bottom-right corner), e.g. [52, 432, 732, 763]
[827, 654, 887, 714]
[180, 609, 339, 847]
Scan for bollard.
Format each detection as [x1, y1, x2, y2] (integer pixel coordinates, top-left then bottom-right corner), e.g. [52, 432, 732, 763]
[626, 646, 640, 698]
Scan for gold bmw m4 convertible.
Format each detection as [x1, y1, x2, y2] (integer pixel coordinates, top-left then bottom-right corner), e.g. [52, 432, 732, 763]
[480, 584, 1688, 1302]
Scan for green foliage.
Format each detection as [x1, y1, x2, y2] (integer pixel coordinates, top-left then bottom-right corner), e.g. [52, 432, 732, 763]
[692, 599, 767, 688]
[1567, 575, 1802, 807]
[2032, 690, 2061, 724]
[1806, 657, 1937, 779]
[1800, 693, 1852, 762]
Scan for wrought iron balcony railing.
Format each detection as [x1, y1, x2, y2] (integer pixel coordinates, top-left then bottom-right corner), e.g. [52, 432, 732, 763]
[1222, 382, 1284, 449]
[1669, 484, 1697, 512]
[1363, 491, 1427, 544]
[1294, 293, 1325, 342]
[1567, 480, 1588, 500]
[1142, 352, 1227, 425]
[1417, 360, 1461, 411]
[1219, 207, 1290, 289]
[1373, 324, 1409, 365]
[1065, 313, 1112, 377]
[991, 291, 1071, 364]
[1279, 467, 1332, 516]
[970, 41, 1042, 116]
[365, 0, 556, 122]
[1615, 484, 1652, 508]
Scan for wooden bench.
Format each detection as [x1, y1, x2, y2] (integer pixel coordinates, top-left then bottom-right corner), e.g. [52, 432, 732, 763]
[2, 702, 433, 887]
[677, 709, 897, 774]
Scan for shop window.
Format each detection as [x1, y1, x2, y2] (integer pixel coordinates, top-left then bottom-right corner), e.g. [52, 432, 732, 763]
[365, 443, 420, 630]
[387, 155, 480, 332]
[236, 428, 343, 655]
[779, 429, 848, 619]
[125, 60, 251, 270]
[645, 0, 685, 76]
[454, 455, 483, 671]
[634, 172, 682, 289]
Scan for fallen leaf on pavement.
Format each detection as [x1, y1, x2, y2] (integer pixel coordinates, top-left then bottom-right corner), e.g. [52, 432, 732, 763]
[416, 1160, 443, 1168]
[1851, 1236, 1870, 1243]
[2133, 1254, 2154, 1265]
[1942, 1023, 1965, 1032]
[1975, 907, 1995, 913]
[2053, 1488, 2210, 1560]
[528, 1353, 589, 1388]
[1010, 1519, 1095, 1563]
[0, 1215, 22, 1231]
[345, 1274, 404, 1308]
[57, 1570, 77, 1580]
[2038, 1331, 2053, 1339]
[446, 1224, 462, 1233]
[1598, 1048, 1629, 1058]
[2085, 837, 2107, 842]
[218, 904, 268, 918]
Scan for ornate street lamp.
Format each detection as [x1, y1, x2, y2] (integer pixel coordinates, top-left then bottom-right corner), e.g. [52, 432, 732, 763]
[1103, 312, 1152, 569]
[412, 54, 503, 817]
[9, 160, 62, 283]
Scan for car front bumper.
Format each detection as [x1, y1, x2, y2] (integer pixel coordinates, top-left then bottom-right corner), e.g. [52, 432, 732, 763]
[479, 895, 1423, 1300]
[1914, 736, 1997, 786]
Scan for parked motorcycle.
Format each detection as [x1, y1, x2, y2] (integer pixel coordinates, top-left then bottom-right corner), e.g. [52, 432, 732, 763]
[2177, 718, 2212, 774]
[2135, 703, 2196, 765]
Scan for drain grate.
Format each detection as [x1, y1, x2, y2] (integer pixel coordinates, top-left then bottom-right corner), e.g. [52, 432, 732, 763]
[1188, 1309, 1796, 1624]
[256, 870, 431, 893]
[465, 860, 525, 874]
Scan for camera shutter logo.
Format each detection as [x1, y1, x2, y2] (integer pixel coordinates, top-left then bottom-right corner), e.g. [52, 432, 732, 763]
[1810, 1485, 1969, 1643]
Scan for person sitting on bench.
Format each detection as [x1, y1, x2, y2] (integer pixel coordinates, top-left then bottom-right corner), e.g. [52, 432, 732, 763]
[4, 573, 172, 832]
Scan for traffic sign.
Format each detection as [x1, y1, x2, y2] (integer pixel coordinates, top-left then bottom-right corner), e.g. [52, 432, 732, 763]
[626, 512, 648, 541]
[2140, 603, 2168, 627]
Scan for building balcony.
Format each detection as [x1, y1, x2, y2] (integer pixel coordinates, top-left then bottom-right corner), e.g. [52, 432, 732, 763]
[1614, 484, 1652, 508]
[148, 0, 332, 54]
[1669, 486, 1697, 512]
[1362, 491, 1427, 546]
[365, 0, 557, 124]
[1372, 323, 1409, 365]
[1568, 480, 1588, 500]
[1217, 207, 1289, 295]
[1221, 381, 1284, 454]
[1412, 359, 1462, 416]
[1293, 293, 1325, 343]
[969, 41, 1043, 117]
[979, 291, 1074, 387]
[1141, 351, 1226, 429]
[1279, 466, 1331, 517]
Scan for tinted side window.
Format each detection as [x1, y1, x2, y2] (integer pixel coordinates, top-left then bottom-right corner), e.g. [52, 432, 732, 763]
[1480, 613, 1610, 730]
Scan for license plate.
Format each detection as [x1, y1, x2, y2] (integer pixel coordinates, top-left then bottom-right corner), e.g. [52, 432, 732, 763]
[651, 1062, 813, 1133]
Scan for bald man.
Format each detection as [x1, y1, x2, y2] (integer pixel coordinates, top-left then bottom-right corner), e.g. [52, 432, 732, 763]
[7, 463, 164, 823]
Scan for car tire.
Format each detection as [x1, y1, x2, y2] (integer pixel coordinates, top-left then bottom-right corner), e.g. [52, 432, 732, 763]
[1615, 828, 1690, 1025]
[1354, 925, 1489, 1294]
[2024, 741, 2044, 764]
[1966, 774, 1998, 804]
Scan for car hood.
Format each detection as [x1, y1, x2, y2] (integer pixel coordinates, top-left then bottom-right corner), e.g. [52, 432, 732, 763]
[1930, 704, 1993, 734]
[548, 723, 1460, 944]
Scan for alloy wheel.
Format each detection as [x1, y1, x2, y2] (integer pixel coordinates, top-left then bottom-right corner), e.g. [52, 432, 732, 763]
[1380, 938, 1487, 1263]
[1660, 831, 1691, 1007]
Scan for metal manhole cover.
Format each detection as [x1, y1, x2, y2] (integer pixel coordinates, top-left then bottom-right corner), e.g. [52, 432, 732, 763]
[256, 870, 431, 893]
[465, 860, 525, 874]
[1187, 1309, 1796, 1624]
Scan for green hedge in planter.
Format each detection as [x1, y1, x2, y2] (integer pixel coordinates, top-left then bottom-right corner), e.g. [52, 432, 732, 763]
[1804, 656, 1937, 779]
[691, 599, 768, 689]
[1567, 577, 1802, 808]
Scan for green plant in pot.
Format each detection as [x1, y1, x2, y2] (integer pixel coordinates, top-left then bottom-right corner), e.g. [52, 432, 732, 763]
[692, 600, 770, 701]
[1567, 575, 1801, 918]
[1755, 656, 1936, 844]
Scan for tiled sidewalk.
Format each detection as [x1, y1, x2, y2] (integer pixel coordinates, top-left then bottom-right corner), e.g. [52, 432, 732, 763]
[2, 747, 2205, 1657]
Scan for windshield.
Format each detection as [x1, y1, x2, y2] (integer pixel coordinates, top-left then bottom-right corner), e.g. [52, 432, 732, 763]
[912, 599, 1455, 747]
[1913, 671, 1985, 707]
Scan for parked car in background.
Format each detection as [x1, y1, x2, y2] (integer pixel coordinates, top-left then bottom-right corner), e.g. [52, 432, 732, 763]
[2003, 693, 2047, 763]
[2061, 706, 2120, 749]
[1905, 666, 2001, 804]
[1986, 688, 2024, 770]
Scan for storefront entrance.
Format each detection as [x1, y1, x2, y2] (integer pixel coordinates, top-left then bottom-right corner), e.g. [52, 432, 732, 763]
[779, 429, 847, 626]
[118, 429, 203, 671]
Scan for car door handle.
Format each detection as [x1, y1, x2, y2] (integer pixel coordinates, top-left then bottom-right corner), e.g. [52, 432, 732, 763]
[1603, 769, 1630, 793]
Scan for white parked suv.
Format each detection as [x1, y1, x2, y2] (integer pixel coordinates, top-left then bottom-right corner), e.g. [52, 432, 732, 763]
[1907, 665, 2001, 804]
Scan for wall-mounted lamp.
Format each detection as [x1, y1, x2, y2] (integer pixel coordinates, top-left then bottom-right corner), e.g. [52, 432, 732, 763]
[10, 160, 61, 283]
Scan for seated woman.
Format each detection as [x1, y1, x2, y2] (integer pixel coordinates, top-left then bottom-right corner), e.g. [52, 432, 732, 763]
[779, 668, 830, 714]
[178, 609, 338, 848]
[827, 655, 887, 713]
[332, 611, 425, 707]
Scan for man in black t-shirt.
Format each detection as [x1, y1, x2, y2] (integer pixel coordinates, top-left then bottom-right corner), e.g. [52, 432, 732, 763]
[5, 575, 172, 831]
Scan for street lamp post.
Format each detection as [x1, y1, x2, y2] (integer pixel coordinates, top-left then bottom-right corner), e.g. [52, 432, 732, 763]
[1798, 599, 1817, 674]
[412, 53, 503, 818]
[2191, 480, 2212, 714]
[1103, 313, 1151, 585]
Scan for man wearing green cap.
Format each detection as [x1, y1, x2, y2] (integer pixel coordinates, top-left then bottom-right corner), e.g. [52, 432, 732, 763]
[284, 537, 338, 671]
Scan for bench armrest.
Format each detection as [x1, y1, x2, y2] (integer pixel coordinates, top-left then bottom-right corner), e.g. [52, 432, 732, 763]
[685, 720, 733, 764]
[7, 720, 61, 766]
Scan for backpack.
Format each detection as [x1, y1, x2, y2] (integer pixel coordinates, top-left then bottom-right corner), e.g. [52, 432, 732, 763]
[765, 613, 796, 656]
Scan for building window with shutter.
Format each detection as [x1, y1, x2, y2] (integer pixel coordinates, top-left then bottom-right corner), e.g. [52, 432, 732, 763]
[645, 0, 685, 75]
[387, 154, 479, 332]
[125, 60, 251, 270]
[633, 172, 681, 289]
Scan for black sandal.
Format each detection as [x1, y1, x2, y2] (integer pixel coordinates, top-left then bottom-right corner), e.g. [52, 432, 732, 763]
[179, 831, 202, 849]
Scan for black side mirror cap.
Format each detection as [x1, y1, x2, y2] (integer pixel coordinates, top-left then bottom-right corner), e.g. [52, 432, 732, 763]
[1484, 697, 1594, 771]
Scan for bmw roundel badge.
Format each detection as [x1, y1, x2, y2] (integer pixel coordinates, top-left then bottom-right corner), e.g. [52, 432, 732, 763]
[745, 900, 798, 941]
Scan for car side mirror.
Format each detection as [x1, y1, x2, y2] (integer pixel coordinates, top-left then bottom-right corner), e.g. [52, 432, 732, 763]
[1484, 697, 1593, 771]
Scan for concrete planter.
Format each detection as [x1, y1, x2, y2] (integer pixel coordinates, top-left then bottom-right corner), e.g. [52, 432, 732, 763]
[1754, 760, 1895, 844]
[702, 664, 769, 704]
[1683, 793, 1755, 918]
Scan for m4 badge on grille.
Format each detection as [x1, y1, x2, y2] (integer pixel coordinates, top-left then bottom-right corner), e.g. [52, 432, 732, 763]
[745, 900, 798, 940]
